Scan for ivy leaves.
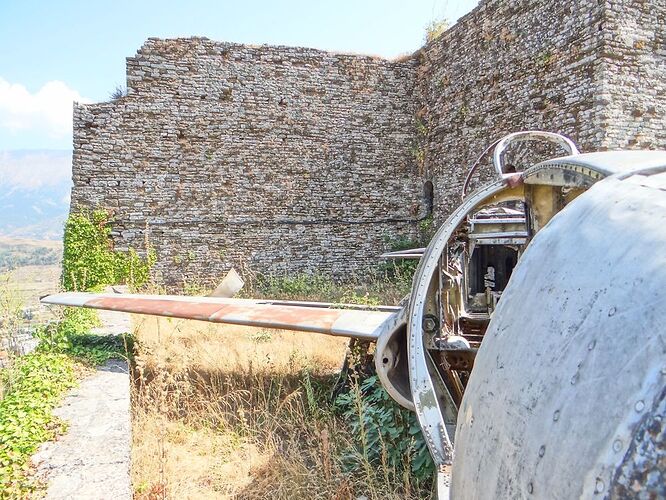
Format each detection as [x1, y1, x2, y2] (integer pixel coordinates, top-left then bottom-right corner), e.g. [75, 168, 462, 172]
[62, 209, 155, 292]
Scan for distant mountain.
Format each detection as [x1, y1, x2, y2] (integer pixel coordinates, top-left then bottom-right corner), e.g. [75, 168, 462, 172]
[0, 188, 69, 240]
[0, 150, 71, 241]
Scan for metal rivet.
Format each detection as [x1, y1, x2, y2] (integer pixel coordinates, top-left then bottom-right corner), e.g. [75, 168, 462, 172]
[635, 400, 645, 412]
[612, 439, 622, 452]
[538, 445, 546, 458]
[608, 306, 616, 317]
[527, 482, 533, 494]
[594, 478, 605, 493]
[553, 410, 560, 422]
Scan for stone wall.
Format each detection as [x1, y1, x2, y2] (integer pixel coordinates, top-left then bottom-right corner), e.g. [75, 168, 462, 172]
[598, 0, 666, 149]
[72, 40, 423, 286]
[71, 0, 666, 286]
[415, 0, 607, 220]
[415, 0, 666, 223]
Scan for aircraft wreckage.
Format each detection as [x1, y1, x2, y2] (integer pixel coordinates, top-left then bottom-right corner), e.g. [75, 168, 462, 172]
[43, 131, 665, 499]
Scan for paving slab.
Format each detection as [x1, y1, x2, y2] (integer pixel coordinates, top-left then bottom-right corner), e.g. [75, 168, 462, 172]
[32, 310, 132, 499]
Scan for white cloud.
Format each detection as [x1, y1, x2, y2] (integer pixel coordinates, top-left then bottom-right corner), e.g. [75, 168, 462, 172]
[0, 78, 91, 139]
[0, 150, 72, 190]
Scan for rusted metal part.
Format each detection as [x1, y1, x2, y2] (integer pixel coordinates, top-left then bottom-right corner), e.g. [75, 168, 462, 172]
[41, 292, 397, 340]
[436, 355, 465, 409]
[442, 348, 476, 372]
[503, 172, 524, 188]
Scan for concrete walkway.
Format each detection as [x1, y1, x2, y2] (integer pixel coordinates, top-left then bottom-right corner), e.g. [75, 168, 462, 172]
[32, 311, 132, 499]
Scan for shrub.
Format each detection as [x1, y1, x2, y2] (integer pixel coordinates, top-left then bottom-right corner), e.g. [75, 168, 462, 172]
[425, 18, 449, 43]
[335, 374, 434, 484]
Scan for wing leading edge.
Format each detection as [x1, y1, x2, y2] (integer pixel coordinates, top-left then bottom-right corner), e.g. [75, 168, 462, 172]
[40, 292, 398, 341]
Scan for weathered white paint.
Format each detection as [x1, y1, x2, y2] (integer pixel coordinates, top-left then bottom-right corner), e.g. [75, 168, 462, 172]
[451, 171, 666, 498]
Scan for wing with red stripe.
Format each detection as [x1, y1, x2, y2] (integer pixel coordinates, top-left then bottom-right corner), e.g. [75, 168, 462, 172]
[40, 292, 399, 341]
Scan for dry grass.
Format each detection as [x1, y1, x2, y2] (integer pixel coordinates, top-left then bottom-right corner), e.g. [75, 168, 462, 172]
[131, 316, 429, 499]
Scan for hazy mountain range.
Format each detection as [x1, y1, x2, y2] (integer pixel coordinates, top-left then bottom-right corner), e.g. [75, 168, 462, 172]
[0, 150, 72, 241]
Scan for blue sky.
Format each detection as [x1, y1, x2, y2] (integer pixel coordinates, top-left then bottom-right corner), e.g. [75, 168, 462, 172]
[0, 0, 478, 190]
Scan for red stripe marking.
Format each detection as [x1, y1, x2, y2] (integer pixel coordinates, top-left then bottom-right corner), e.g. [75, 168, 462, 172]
[86, 297, 346, 331]
[87, 297, 225, 321]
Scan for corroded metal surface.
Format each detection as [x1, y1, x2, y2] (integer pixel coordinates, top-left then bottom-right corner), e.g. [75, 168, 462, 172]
[610, 385, 665, 498]
[41, 293, 397, 340]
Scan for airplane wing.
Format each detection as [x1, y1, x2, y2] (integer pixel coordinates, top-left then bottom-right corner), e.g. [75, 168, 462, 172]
[380, 248, 425, 259]
[40, 292, 400, 341]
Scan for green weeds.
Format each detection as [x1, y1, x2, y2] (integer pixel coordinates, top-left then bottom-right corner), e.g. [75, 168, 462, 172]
[0, 208, 146, 498]
[245, 262, 414, 307]
[335, 375, 433, 485]
[0, 316, 130, 497]
[0, 353, 77, 497]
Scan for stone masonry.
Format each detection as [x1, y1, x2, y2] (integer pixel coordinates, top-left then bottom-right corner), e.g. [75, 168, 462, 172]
[71, 0, 666, 287]
[72, 41, 422, 286]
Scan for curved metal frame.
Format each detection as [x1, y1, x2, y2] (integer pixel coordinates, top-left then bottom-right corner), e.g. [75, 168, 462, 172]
[492, 131, 579, 177]
[407, 177, 520, 466]
[462, 131, 580, 199]
[406, 152, 617, 471]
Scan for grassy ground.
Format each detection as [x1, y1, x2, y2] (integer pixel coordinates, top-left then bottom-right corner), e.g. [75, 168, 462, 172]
[131, 313, 432, 499]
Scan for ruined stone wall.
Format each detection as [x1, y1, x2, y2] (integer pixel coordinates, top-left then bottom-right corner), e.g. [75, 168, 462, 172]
[415, 0, 665, 223]
[71, 0, 666, 286]
[598, 0, 666, 149]
[416, 0, 608, 221]
[72, 40, 423, 286]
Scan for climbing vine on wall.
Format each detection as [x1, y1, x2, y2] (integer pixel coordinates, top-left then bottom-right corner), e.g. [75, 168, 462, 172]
[62, 209, 156, 292]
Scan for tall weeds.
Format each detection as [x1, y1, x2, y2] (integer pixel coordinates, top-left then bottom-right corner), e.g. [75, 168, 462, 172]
[131, 317, 433, 499]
